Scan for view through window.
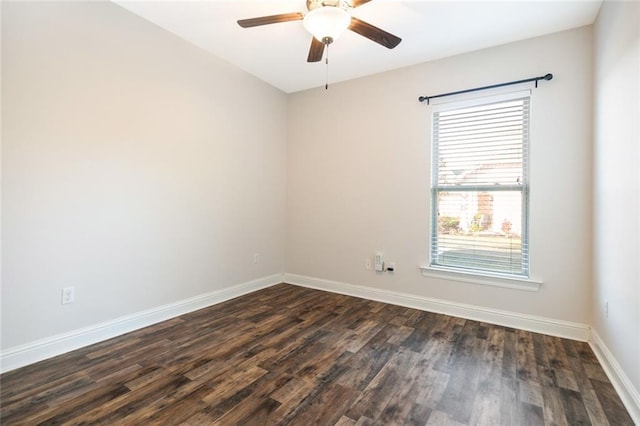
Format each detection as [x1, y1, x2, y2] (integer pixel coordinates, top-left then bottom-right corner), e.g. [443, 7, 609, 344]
[431, 96, 530, 277]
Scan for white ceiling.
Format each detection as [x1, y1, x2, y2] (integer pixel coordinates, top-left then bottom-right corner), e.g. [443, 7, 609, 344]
[113, 0, 602, 93]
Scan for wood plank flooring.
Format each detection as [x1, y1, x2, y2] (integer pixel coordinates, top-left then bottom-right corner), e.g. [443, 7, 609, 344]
[0, 284, 634, 425]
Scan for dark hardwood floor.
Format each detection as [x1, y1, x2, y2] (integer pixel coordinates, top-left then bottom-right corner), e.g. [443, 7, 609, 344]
[0, 284, 633, 425]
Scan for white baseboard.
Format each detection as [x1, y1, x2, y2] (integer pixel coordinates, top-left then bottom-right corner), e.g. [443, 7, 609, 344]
[589, 330, 640, 424]
[283, 273, 591, 341]
[0, 273, 284, 374]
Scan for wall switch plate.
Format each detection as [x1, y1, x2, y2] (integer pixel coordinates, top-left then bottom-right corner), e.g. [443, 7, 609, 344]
[365, 258, 372, 270]
[253, 253, 260, 264]
[62, 287, 75, 304]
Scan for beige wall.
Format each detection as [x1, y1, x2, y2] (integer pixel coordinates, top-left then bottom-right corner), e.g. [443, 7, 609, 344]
[1, 2, 287, 349]
[287, 26, 594, 324]
[593, 0, 640, 397]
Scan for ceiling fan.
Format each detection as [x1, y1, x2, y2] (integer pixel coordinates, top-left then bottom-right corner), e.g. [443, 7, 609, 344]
[237, 0, 402, 63]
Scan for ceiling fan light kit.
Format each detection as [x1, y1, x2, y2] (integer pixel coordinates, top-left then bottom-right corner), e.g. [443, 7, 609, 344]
[303, 6, 351, 44]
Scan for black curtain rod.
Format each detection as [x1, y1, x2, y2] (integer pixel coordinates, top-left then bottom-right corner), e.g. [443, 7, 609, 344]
[418, 73, 553, 104]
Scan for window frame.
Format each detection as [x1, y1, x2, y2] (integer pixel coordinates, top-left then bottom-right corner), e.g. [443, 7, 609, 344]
[428, 91, 531, 280]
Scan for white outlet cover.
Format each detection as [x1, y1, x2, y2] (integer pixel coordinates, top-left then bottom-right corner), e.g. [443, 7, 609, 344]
[62, 287, 75, 304]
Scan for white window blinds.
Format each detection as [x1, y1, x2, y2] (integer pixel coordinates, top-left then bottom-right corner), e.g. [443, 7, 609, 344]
[431, 96, 530, 277]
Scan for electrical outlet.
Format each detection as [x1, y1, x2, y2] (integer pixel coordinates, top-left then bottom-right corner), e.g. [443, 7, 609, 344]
[253, 253, 260, 264]
[374, 252, 384, 272]
[365, 258, 372, 270]
[61, 287, 75, 305]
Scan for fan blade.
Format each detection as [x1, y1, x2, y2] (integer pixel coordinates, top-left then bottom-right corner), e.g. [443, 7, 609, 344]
[237, 12, 303, 28]
[352, 0, 373, 7]
[348, 17, 401, 49]
[307, 37, 325, 62]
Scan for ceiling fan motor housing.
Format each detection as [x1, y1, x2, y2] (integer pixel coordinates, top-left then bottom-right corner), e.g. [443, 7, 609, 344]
[306, 0, 353, 12]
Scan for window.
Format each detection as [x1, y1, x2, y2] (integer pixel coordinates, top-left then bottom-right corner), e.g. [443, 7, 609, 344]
[430, 95, 529, 277]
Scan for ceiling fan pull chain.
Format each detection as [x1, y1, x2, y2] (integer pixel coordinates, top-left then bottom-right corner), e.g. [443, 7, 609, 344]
[325, 41, 329, 90]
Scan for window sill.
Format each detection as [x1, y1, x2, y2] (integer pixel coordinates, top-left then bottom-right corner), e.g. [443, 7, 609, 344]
[420, 266, 542, 292]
